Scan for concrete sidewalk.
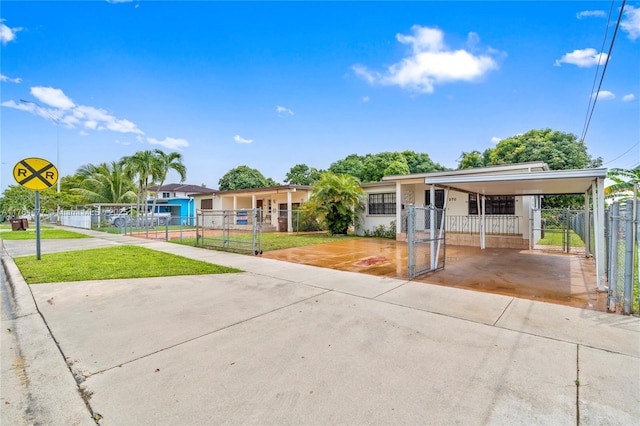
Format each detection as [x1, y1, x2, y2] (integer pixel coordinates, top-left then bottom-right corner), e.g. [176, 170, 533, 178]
[1, 228, 639, 425]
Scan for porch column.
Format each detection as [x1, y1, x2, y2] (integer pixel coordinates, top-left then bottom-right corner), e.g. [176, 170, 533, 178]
[287, 190, 293, 232]
[584, 191, 591, 255]
[252, 194, 256, 209]
[593, 177, 606, 291]
[233, 195, 237, 211]
[396, 181, 402, 240]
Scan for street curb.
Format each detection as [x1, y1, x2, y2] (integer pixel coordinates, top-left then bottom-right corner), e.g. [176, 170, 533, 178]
[1, 254, 96, 426]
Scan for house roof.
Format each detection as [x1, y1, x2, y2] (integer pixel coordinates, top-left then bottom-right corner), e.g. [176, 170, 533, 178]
[147, 183, 218, 194]
[216, 185, 313, 196]
[382, 162, 549, 182]
[424, 168, 608, 196]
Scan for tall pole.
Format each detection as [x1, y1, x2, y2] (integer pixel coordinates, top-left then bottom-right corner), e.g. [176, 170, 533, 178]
[21, 99, 62, 225]
[20, 99, 60, 193]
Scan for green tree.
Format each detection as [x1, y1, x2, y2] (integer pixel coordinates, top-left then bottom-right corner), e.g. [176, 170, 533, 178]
[457, 151, 485, 169]
[284, 164, 323, 185]
[362, 152, 408, 182]
[307, 172, 364, 235]
[486, 129, 601, 170]
[71, 162, 137, 204]
[218, 165, 277, 191]
[383, 160, 410, 177]
[401, 150, 446, 173]
[328, 154, 365, 181]
[0, 185, 65, 216]
[606, 167, 640, 199]
[148, 149, 187, 220]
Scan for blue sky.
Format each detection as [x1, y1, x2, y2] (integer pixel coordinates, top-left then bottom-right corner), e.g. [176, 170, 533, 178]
[1, 1, 639, 193]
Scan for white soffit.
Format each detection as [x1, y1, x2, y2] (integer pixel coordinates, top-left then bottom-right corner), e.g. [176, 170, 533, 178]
[424, 169, 608, 195]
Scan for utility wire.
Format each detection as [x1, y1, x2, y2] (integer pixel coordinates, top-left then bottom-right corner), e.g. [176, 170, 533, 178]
[603, 142, 640, 165]
[579, 0, 616, 143]
[579, 0, 627, 143]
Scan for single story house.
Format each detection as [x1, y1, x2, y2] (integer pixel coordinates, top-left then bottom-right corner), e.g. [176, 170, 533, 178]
[191, 185, 312, 232]
[357, 162, 607, 289]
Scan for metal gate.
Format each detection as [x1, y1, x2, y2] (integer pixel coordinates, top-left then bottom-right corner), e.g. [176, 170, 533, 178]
[531, 208, 588, 255]
[407, 205, 446, 278]
[196, 208, 262, 255]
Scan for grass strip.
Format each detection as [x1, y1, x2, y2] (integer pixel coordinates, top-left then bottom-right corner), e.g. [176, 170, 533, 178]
[0, 229, 92, 240]
[14, 245, 242, 284]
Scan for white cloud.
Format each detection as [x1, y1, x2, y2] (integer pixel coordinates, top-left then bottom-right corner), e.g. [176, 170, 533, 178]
[31, 86, 76, 109]
[361, 96, 370, 103]
[592, 90, 615, 100]
[621, 6, 640, 40]
[2, 85, 201, 149]
[106, 0, 134, 3]
[234, 135, 253, 144]
[0, 74, 21, 83]
[147, 137, 189, 150]
[622, 93, 636, 102]
[0, 20, 22, 44]
[353, 25, 499, 94]
[554, 48, 607, 67]
[577, 10, 606, 19]
[276, 105, 294, 116]
[491, 136, 502, 144]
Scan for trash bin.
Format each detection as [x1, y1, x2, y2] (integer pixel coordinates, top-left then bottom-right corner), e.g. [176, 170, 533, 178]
[21, 218, 29, 230]
[10, 219, 24, 231]
[278, 217, 287, 232]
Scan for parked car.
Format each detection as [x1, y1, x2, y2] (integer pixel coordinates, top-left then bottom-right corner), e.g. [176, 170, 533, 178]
[108, 207, 171, 227]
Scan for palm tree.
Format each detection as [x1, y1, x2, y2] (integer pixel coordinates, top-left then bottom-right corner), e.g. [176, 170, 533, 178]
[121, 150, 160, 216]
[606, 167, 640, 199]
[149, 149, 187, 222]
[71, 162, 136, 204]
[307, 171, 364, 234]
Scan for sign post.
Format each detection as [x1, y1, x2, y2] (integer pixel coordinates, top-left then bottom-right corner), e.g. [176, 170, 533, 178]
[13, 158, 59, 260]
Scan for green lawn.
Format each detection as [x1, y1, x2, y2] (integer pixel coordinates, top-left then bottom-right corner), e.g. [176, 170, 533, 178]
[14, 245, 242, 284]
[537, 230, 585, 248]
[0, 229, 92, 240]
[172, 232, 362, 252]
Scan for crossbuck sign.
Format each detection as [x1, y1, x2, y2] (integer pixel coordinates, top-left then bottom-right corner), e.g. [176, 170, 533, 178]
[13, 157, 59, 191]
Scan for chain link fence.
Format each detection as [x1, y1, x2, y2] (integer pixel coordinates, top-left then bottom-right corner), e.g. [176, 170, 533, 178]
[607, 197, 639, 315]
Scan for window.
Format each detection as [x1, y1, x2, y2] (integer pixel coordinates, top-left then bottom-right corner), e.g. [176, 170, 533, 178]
[162, 192, 171, 199]
[468, 194, 515, 215]
[368, 193, 396, 215]
[201, 199, 213, 209]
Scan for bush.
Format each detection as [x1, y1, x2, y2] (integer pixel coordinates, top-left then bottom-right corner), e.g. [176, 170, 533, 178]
[363, 220, 396, 239]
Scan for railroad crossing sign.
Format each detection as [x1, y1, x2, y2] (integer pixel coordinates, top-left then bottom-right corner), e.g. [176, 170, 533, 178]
[13, 157, 59, 191]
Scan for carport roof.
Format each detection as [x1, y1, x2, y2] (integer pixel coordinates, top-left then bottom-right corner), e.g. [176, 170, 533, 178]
[424, 168, 608, 196]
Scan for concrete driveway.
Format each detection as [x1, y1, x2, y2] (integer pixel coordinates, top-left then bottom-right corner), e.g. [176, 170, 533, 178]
[2, 230, 639, 425]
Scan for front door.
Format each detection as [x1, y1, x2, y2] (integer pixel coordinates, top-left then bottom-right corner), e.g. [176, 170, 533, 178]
[256, 200, 264, 222]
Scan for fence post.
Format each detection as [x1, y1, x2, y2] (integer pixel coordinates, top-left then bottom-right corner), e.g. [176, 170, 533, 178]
[407, 205, 415, 279]
[608, 202, 619, 312]
[623, 200, 634, 314]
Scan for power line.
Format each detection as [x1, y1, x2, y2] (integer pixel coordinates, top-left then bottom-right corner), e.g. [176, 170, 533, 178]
[579, 0, 616, 143]
[603, 142, 640, 165]
[579, 0, 627, 143]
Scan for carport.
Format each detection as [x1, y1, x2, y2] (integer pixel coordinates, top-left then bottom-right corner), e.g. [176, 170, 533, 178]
[422, 168, 608, 290]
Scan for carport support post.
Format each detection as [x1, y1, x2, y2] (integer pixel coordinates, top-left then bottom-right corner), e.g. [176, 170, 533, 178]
[429, 185, 436, 270]
[481, 195, 486, 250]
[287, 190, 293, 232]
[593, 177, 606, 291]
